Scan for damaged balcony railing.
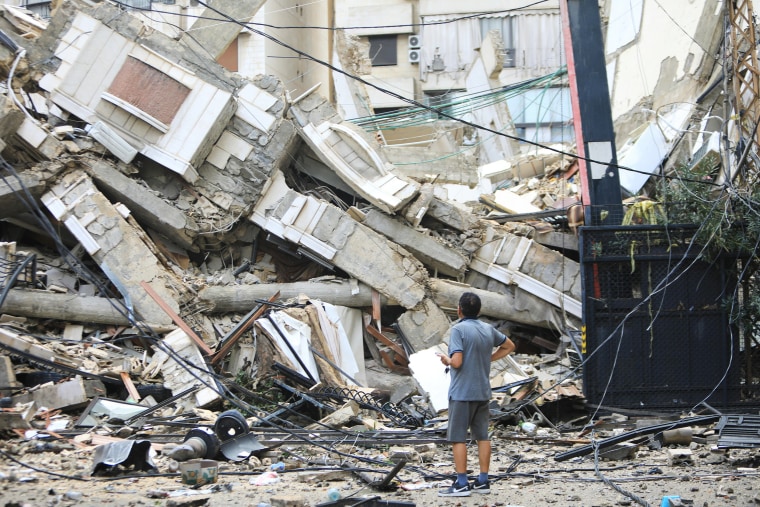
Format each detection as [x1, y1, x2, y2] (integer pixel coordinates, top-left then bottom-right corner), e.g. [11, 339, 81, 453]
[0, 251, 37, 310]
[312, 386, 428, 429]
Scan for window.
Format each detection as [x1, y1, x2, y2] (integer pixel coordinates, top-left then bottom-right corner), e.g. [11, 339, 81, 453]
[104, 56, 190, 131]
[368, 35, 397, 66]
[116, 0, 151, 9]
[480, 17, 515, 67]
[23, 0, 51, 19]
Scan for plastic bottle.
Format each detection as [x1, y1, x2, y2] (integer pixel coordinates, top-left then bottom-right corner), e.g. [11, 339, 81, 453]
[520, 421, 537, 435]
[327, 487, 341, 501]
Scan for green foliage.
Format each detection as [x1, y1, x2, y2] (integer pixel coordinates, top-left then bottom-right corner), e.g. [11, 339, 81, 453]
[656, 164, 760, 336]
[656, 165, 758, 258]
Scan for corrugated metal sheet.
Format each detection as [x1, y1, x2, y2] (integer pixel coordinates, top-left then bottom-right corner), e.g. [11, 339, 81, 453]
[716, 414, 760, 448]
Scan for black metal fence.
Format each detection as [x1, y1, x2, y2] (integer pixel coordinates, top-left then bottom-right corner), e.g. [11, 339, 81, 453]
[579, 224, 757, 411]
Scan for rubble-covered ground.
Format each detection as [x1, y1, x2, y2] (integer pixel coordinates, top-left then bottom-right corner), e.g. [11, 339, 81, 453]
[0, 2, 759, 507]
[1, 414, 760, 507]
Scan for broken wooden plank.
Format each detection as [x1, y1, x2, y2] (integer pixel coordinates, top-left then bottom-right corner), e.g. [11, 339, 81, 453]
[0, 327, 81, 367]
[378, 348, 410, 374]
[211, 291, 280, 366]
[140, 280, 213, 356]
[120, 371, 141, 402]
[365, 325, 408, 366]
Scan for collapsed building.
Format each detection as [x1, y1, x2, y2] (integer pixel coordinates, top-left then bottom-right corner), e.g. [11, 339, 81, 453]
[0, 2, 758, 504]
[0, 0, 582, 430]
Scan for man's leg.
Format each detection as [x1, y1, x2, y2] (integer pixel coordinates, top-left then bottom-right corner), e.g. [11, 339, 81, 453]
[453, 442, 468, 474]
[439, 441, 470, 496]
[477, 439, 491, 474]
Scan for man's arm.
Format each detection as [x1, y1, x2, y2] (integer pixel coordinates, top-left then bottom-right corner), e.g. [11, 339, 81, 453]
[438, 351, 463, 369]
[491, 337, 516, 362]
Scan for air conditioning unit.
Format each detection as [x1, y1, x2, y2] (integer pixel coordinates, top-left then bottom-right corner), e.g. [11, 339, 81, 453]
[408, 34, 421, 49]
[408, 49, 421, 64]
[688, 131, 721, 173]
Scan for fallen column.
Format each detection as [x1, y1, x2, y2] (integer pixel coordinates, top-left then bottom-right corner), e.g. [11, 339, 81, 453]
[1, 288, 174, 330]
[0, 164, 64, 219]
[198, 279, 390, 313]
[428, 278, 569, 330]
[395, 297, 452, 352]
[198, 278, 570, 331]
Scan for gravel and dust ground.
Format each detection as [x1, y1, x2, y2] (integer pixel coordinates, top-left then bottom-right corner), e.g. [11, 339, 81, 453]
[0, 424, 758, 507]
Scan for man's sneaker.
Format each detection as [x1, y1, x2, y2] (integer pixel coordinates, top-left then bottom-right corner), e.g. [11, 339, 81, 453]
[438, 482, 471, 497]
[471, 479, 491, 494]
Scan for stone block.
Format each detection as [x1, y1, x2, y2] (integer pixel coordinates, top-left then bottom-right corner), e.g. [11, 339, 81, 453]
[667, 448, 694, 466]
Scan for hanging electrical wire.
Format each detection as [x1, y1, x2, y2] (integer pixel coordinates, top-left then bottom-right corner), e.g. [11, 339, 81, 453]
[348, 68, 567, 132]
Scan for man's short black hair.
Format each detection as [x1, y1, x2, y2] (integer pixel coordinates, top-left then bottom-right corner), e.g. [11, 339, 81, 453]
[459, 292, 481, 318]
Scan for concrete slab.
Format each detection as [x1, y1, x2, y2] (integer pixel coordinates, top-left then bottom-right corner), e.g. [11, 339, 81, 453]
[41, 170, 183, 326]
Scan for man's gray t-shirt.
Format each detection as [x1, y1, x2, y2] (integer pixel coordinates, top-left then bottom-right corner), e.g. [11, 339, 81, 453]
[448, 318, 507, 401]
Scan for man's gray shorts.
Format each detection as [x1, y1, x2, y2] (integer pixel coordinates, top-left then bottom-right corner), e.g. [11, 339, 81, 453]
[447, 399, 490, 442]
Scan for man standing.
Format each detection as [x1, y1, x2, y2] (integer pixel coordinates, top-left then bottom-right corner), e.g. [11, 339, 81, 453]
[437, 292, 516, 497]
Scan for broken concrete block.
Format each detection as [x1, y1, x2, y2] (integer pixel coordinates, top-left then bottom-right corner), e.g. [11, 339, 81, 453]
[0, 166, 64, 219]
[396, 297, 451, 353]
[12, 377, 105, 411]
[86, 159, 198, 251]
[0, 401, 35, 430]
[41, 171, 182, 326]
[252, 171, 427, 309]
[361, 209, 468, 278]
[0, 356, 22, 394]
[63, 323, 84, 341]
[599, 442, 637, 460]
[403, 182, 434, 226]
[0, 95, 25, 141]
[426, 197, 479, 232]
[667, 448, 694, 466]
[388, 446, 418, 463]
[662, 427, 693, 445]
[179, 0, 267, 61]
[144, 328, 220, 409]
[307, 400, 359, 429]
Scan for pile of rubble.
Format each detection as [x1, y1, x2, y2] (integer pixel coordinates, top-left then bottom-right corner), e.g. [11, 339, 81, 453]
[0, 2, 759, 506]
[0, 0, 586, 471]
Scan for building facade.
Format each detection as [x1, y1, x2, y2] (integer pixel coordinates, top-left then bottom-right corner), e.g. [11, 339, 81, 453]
[335, 0, 572, 146]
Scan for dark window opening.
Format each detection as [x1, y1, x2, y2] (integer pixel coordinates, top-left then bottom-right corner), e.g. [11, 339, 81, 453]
[368, 35, 398, 66]
[23, 0, 51, 19]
